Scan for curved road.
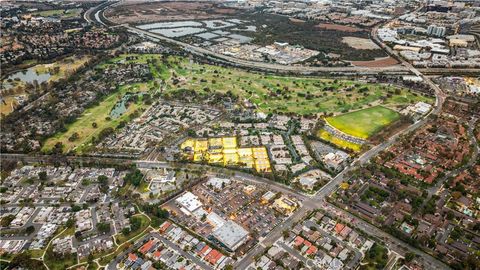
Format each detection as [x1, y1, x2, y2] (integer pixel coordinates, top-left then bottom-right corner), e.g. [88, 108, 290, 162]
[84, 3, 451, 269]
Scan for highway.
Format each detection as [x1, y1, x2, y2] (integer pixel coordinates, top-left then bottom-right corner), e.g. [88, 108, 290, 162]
[85, 2, 415, 76]
[0, 3, 455, 269]
[123, 25, 411, 75]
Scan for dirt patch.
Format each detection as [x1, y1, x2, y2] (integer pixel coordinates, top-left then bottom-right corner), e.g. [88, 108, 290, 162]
[350, 57, 399, 67]
[104, 1, 238, 25]
[289, 18, 306, 24]
[342, 36, 379, 50]
[316, 23, 364, 32]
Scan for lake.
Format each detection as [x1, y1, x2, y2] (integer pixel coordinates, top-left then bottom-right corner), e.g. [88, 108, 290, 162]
[2, 67, 52, 91]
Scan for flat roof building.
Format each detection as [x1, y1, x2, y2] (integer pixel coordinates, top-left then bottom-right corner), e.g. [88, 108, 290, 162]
[211, 220, 249, 251]
[175, 192, 203, 215]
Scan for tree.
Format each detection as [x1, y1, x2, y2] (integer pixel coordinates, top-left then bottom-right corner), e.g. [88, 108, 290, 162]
[66, 217, 75, 228]
[129, 216, 142, 231]
[124, 169, 143, 187]
[25, 225, 35, 235]
[10, 252, 45, 269]
[97, 175, 109, 193]
[38, 171, 47, 181]
[405, 252, 416, 262]
[1, 214, 15, 227]
[87, 253, 94, 265]
[121, 227, 130, 235]
[52, 142, 64, 154]
[68, 132, 79, 142]
[97, 222, 111, 234]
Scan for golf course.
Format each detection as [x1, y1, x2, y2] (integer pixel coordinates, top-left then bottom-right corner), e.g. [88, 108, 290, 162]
[42, 54, 432, 153]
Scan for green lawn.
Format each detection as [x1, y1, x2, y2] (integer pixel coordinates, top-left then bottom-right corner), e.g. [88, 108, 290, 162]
[44, 246, 77, 270]
[360, 243, 389, 270]
[102, 54, 433, 116]
[326, 106, 400, 139]
[42, 83, 149, 153]
[115, 214, 150, 245]
[41, 53, 432, 154]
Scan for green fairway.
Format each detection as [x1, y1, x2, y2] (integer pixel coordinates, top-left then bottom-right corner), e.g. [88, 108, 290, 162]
[102, 54, 433, 116]
[42, 83, 149, 153]
[41, 53, 432, 154]
[325, 106, 400, 139]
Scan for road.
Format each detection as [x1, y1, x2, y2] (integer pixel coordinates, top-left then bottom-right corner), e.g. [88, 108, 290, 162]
[87, 3, 415, 76]
[107, 232, 213, 270]
[303, 220, 363, 269]
[123, 25, 411, 75]
[0, 3, 456, 269]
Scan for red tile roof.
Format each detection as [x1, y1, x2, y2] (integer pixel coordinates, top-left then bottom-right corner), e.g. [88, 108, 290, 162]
[334, 223, 345, 234]
[199, 245, 210, 256]
[128, 253, 138, 262]
[294, 236, 304, 246]
[140, 240, 155, 254]
[306, 245, 318, 255]
[205, 249, 223, 265]
[153, 250, 161, 259]
[159, 221, 171, 234]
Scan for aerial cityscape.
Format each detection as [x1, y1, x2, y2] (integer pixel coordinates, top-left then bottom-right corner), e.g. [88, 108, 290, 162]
[0, 0, 479, 270]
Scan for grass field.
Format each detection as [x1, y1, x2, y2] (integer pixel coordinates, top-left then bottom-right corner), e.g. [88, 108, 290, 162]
[317, 129, 362, 152]
[41, 53, 432, 153]
[325, 106, 400, 139]
[42, 83, 148, 153]
[102, 54, 432, 115]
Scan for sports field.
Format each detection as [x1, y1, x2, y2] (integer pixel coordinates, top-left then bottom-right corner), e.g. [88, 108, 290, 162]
[325, 106, 400, 139]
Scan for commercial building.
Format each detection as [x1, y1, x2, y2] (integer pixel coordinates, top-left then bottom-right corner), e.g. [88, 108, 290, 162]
[175, 192, 203, 216]
[211, 220, 249, 251]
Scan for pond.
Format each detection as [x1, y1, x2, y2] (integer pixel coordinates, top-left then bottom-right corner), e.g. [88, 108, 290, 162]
[110, 94, 131, 119]
[110, 92, 146, 119]
[2, 67, 52, 90]
[138, 21, 202, 30]
[150, 27, 206, 38]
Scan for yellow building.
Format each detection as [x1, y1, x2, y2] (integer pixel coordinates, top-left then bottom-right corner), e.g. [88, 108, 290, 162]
[272, 196, 298, 215]
[180, 137, 271, 173]
[194, 140, 208, 152]
[208, 138, 223, 149]
[222, 137, 237, 149]
[180, 139, 195, 150]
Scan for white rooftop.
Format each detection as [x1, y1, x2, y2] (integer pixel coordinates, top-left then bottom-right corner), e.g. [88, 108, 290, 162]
[176, 192, 203, 213]
[212, 220, 249, 251]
